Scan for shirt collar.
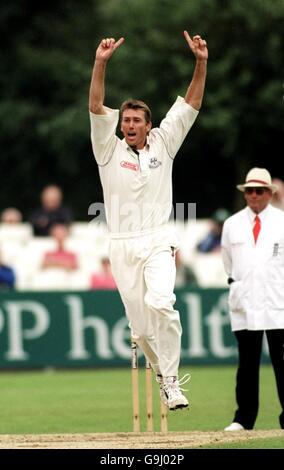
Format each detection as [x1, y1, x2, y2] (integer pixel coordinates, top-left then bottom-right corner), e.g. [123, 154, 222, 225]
[246, 204, 270, 224]
[122, 135, 150, 153]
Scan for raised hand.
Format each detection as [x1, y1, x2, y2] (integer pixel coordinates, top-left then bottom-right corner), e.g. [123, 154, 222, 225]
[184, 31, 208, 61]
[96, 37, 125, 62]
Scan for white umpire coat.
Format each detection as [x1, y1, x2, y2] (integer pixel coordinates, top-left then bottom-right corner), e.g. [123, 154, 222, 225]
[221, 204, 284, 331]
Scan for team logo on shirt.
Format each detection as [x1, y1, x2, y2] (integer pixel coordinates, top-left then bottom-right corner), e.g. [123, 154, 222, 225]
[149, 157, 162, 169]
[120, 161, 139, 171]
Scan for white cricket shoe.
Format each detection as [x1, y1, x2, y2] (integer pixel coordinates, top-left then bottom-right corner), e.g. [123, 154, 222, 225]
[156, 375, 168, 406]
[163, 375, 190, 410]
[224, 422, 245, 431]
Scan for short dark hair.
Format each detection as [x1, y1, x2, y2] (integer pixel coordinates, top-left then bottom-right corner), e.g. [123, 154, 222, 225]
[120, 99, 152, 123]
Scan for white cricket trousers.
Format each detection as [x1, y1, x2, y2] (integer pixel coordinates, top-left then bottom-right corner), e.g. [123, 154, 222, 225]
[109, 227, 182, 377]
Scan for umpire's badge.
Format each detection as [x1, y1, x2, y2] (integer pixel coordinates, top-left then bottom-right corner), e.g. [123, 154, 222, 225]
[149, 157, 162, 169]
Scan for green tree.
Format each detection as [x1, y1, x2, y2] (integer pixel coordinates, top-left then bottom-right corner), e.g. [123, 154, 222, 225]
[97, 0, 284, 214]
[0, 0, 283, 218]
[0, 0, 102, 219]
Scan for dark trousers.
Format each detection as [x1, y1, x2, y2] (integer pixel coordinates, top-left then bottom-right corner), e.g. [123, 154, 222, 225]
[233, 329, 284, 429]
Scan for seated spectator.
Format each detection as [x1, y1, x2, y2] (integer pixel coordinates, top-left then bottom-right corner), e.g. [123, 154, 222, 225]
[197, 208, 230, 253]
[30, 185, 73, 236]
[270, 178, 284, 211]
[42, 224, 78, 271]
[1, 207, 23, 224]
[90, 257, 117, 290]
[0, 249, 16, 289]
[175, 250, 197, 288]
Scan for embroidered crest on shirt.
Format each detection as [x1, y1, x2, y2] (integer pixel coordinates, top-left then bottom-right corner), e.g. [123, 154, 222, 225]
[273, 243, 279, 257]
[149, 157, 162, 169]
[120, 161, 139, 171]
[272, 242, 283, 257]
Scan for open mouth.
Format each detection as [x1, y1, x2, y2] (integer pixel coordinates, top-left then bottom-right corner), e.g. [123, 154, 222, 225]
[127, 132, 136, 139]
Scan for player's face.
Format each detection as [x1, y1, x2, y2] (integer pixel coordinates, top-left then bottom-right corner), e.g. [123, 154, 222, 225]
[244, 187, 272, 214]
[121, 109, 152, 150]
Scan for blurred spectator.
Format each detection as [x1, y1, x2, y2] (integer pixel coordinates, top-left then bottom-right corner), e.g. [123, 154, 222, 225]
[270, 178, 284, 211]
[30, 185, 73, 236]
[42, 224, 78, 271]
[90, 256, 117, 290]
[175, 250, 197, 287]
[197, 208, 230, 253]
[0, 249, 16, 290]
[1, 207, 23, 224]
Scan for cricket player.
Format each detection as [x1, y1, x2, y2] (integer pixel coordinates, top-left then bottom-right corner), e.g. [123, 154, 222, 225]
[89, 31, 208, 410]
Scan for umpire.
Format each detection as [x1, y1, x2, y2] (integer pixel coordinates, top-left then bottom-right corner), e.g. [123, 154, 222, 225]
[221, 167, 284, 431]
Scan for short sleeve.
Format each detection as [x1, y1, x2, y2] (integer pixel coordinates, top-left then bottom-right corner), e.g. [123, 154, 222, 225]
[89, 106, 120, 166]
[156, 96, 199, 159]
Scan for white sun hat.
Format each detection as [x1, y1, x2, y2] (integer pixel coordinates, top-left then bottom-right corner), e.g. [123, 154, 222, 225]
[237, 167, 279, 193]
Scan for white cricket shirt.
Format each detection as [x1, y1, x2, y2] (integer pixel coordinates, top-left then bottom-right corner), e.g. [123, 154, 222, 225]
[90, 96, 198, 236]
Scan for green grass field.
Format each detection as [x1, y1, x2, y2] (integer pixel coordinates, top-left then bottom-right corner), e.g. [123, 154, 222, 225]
[0, 365, 282, 448]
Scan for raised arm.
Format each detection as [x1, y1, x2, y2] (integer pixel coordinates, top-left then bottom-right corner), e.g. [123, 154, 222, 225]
[183, 30, 208, 111]
[88, 37, 124, 114]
